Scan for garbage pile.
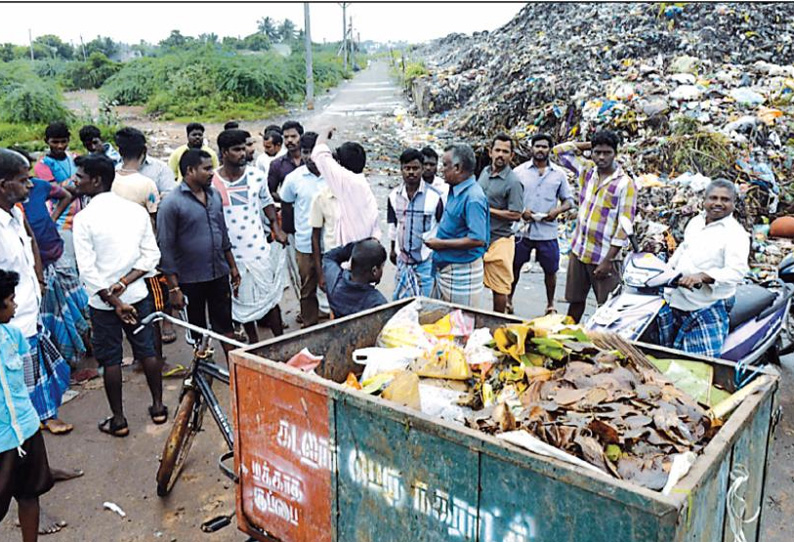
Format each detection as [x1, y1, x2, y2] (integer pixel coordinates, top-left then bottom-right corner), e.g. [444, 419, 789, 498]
[409, 3, 794, 275]
[345, 302, 743, 492]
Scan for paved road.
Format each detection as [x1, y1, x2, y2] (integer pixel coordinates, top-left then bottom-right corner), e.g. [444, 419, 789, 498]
[3, 61, 793, 542]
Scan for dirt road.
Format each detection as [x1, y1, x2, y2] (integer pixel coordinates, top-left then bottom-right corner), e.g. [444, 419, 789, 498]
[3, 60, 792, 542]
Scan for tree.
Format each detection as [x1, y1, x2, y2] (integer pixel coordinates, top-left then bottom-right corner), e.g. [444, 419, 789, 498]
[0, 43, 15, 62]
[85, 36, 119, 59]
[159, 30, 190, 50]
[257, 16, 279, 41]
[62, 52, 121, 90]
[199, 33, 219, 45]
[242, 33, 272, 51]
[279, 19, 296, 42]
[33, 34, 74, 59]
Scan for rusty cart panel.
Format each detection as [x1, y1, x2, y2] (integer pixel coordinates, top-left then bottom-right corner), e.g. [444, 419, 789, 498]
[229, 298, 779, 542]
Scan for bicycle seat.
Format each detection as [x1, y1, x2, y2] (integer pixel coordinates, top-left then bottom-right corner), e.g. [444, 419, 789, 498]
[729, 283, 776, 331]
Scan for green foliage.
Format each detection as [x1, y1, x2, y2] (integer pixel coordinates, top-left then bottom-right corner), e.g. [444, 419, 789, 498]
[61, 53, 121, 90]
[0, 61, 72, 124]
[102, 47, 347, 121]
[404, 61, 429, 85]
[33, 34, 74, 59]
[0, 122, 47, 151]
[31, 58, 68, 79]
[0, 43, 15, 62]
[257, 17, 279, 41]
[84, 36, 119, 58]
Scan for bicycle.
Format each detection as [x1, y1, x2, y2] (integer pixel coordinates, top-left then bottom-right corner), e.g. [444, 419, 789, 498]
[134, 310, 247, 498]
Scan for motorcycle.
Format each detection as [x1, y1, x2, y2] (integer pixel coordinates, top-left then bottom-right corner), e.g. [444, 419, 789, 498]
[586, 217, 792, 383]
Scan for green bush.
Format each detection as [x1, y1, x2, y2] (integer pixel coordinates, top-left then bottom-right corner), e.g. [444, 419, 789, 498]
[0, 61, 72, 124]
[61, 53, 121, 90]
[102, 48, 348, 121]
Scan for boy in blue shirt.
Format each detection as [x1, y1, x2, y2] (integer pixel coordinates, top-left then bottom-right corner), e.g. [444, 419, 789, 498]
[0, 269, 54, 541]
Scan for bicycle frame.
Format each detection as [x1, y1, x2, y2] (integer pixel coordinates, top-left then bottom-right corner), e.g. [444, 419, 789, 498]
[135, 311, 246, 454]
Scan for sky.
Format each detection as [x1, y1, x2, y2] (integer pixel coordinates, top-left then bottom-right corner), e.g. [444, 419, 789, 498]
[3, 2, 526, 47]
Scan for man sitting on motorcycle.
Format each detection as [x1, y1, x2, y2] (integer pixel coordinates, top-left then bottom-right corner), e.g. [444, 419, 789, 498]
[655, 179, 750, 358]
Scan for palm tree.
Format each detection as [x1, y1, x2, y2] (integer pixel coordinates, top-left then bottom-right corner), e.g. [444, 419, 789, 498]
[279, 19, 296, 42]
[257, 17, 279, 41]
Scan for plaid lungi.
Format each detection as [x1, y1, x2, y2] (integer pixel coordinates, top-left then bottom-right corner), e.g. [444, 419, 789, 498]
[393, 259, 434, 300]
[40, 261, 89, 367]
[655, 297, 733, 358]
[24, 329, 71, 421]
[432, 258, 484, 307]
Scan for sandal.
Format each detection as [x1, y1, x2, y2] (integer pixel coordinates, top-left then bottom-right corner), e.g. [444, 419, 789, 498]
[545, 306, 558, 315]
[42, 418, 74, 435]
[162, 363, 188, 378]
[148, 405, 169, 425]
[161, 328, 177, 344]
[98, 416, 129, 437]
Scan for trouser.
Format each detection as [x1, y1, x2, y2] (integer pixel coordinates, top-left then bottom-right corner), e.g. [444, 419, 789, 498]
[296, 251, 319, 327]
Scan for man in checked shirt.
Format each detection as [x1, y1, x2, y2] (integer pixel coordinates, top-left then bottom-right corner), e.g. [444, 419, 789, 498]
[552, 130, 637, 323]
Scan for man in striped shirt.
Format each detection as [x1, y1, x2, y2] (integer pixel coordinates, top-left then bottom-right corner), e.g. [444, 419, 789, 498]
[387, 148, 444, 299]
[552, 130, 637, 322]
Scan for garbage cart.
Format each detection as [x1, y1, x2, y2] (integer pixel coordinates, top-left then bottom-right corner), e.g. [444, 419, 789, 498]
[228, 298, 779, 542]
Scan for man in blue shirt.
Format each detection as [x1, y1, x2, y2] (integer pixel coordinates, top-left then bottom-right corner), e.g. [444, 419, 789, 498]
[425, 144, 490, 307]
[323, 239, 387, 318]
[510, 133, 574, 315]
[280, 133, 327, 328]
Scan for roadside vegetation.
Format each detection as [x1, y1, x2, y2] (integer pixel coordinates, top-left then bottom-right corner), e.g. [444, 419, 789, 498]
[0, 18, 356, 149]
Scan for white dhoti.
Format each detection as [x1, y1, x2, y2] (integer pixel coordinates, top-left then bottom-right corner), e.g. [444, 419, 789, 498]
[233, 248, 285, 323]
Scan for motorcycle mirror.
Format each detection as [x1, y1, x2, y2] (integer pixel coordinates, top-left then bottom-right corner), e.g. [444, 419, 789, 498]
[619, 216, 634, 236]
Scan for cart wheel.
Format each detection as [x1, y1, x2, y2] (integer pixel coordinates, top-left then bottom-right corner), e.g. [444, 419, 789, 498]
[156, 389, 205, 497]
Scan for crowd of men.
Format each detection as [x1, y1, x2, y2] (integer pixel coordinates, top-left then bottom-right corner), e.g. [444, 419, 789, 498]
[0, 117, 749, 539]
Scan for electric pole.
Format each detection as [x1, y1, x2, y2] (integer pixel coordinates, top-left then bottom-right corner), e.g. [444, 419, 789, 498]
[304, 2, 314, 110]
[28, 29, 34, 62]
[79, 34, 87, 62]
[339, 2, 350, 72]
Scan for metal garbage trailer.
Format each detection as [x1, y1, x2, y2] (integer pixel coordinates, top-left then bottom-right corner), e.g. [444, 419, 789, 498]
[228, 298, 779, 542]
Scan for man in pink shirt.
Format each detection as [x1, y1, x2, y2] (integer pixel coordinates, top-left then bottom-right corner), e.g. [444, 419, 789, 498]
[311, 127, 381, 246]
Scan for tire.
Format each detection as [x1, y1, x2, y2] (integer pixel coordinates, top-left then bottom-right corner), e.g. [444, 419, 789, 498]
[156, 388, 205, 497]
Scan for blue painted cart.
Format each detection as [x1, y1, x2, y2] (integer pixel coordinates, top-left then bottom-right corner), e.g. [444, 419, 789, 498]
[229, 298, 779, 542]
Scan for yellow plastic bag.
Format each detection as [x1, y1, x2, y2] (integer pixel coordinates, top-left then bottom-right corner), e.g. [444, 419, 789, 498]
[416, 340, 471, 380]
[381, 371, 421, 410]
[421, 310, 475, 340]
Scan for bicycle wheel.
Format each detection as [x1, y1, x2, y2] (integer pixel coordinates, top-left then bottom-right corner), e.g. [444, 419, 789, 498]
[156, 388, 206, 496]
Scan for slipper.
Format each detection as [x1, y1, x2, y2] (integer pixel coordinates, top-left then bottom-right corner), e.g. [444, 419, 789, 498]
[161, 328, 177, 344]
[42, 418, 74, 435]
[506, 302, 514, 315]
[51, 467, 84, 482]
[98, 416, 129, 437]
[148, 405, 169, 425]
[163, 363, 188, 378]
[545, 306, 558, 315]
[71, 368, 99, 384]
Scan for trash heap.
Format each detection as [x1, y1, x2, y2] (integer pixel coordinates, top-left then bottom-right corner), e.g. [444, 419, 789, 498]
[345, 302, 742, 492]
[408, 3, 794, 276]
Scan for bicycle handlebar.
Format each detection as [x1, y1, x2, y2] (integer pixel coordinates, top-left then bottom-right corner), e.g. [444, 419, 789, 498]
[133, 311, 248, 349]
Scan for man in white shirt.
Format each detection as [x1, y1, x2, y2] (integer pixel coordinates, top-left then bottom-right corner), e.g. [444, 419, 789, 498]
[0, 148, 75, 436]
[255, 127, 286, 177]
[656, 179, 750, 357]
[421, 146, 449, 204]
[72, 155, 164, 437]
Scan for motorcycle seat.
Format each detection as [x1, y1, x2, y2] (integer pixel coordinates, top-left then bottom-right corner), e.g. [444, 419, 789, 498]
[728, 283, 776, 331]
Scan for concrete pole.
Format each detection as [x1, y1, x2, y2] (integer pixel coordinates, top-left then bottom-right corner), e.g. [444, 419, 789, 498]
[342, 2, 348, 72]
[28, 29, 34, 62]
[304, 2, 314, 110]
